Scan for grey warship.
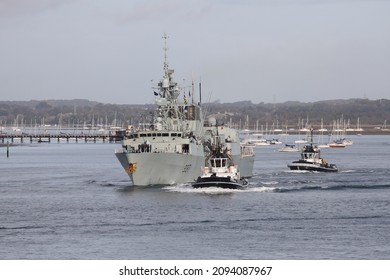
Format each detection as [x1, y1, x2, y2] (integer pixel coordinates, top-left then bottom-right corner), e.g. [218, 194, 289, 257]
[115, 35, 255, 186]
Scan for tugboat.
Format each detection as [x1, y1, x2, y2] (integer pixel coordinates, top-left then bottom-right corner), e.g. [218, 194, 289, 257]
[287, 130, 338, 172]
[193, 134, 249, 189]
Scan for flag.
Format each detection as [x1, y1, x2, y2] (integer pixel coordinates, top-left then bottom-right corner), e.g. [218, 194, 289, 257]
[188, 90, 191, 97]
[183, 95, 187, 105]
[154, 91, 159, 96]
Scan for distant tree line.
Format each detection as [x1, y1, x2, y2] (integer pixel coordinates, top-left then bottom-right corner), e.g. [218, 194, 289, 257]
[0, 98, 389, 130]
[205, 98, 390, 130]
[0, 100, 153, 129]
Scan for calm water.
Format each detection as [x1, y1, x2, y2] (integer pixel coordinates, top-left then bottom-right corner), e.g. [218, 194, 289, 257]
[1, 135, 389, 259]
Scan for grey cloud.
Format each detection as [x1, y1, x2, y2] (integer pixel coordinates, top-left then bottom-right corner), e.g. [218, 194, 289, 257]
[115, 0, 212, 24]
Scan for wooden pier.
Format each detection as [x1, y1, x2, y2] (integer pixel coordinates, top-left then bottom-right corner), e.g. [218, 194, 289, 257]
[0, 133, 125, 144]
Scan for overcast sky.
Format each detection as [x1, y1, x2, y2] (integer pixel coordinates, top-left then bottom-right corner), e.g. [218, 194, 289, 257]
[1, 0, 390, 104]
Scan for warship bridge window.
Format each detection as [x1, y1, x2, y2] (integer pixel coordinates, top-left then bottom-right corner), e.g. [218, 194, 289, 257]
[162, 133, 169, 137]
[140, 133, 147, 137]
[171, 133, 177, 137]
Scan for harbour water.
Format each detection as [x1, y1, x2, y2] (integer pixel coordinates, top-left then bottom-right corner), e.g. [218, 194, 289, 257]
[1, 135, 389, 259]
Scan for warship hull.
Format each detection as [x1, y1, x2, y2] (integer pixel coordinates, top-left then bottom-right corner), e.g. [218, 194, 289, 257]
[233, 154, 254, 178]
[116, 146, 204, 186]
[116, 149, 254, 186]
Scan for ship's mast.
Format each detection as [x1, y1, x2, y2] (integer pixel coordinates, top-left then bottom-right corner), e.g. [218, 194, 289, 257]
[154, 33, 183, 131]
[153, 34, 201, 134]
[160, 33, 178, 101]
[162, 33, 169, 77]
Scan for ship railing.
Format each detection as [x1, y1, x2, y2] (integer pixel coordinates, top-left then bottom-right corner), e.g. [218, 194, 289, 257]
[115, 147, 181, 154]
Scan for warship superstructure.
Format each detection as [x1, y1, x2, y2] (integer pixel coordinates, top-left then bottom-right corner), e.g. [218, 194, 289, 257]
[115, 35, 254, 186]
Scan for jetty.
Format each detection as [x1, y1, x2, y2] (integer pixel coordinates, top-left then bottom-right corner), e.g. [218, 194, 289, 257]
[0, 128, 126, 144]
